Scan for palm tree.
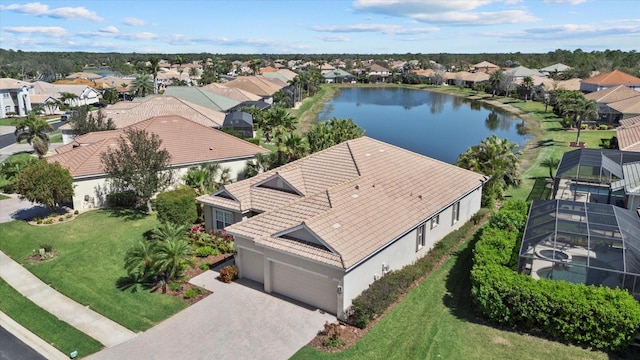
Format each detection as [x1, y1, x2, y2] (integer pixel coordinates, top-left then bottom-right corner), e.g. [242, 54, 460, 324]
[521, 76, 534, 101]
[147, 57, 160, 94]
[540, 157, 560, 180]
[124, 239, 157, 278]
[59, 92, 79, 108]
[489, 70, 504, 97]
[152, 222, 188, 242]
[306, 122, 334, 153]
[250, 59, 262, 75]
[14, 113, 53, 158]
[281, 133, 308, 163]
[573, 98, 598, 145]
[130, 74, 154, 98]
[243, 153, 274, 178]
[153, 237, 194, 292]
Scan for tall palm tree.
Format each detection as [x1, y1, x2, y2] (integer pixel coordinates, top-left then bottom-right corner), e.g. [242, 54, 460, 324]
[59, 92, 79, 108]
[14, 112, 53, 158]
[250, 59, 262, 75]
[306, 122, 334, 153]
[131, 74, 154, 98]
[540, 157, 560, 180]
[281, 133, 308, 163]
[521, 76, 534, 101]
[147, 57, 160, 94]
[573, 98, 598, 145]
[489, 70, 504, 97]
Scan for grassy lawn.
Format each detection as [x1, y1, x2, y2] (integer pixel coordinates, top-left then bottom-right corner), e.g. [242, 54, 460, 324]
[49, 130, 62, 143]
[0, 278, 104, 357]
[292, 231, 635, 360]
[0, 210, 187, 331]
[0, 118, 16, 126]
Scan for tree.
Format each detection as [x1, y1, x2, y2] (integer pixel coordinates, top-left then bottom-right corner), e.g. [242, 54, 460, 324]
[100, 128, 173, 212]
[69, 107, 116, 136]
[102, 88, 119, 104]
[489, 70, 504, 97]
[59, 92, 79, 108]
[13, 160, 74, 210]
[262, 106, 297, 143]
[130, 73, 154, 98]
[521, 76, 534, 101]
[242, 153, 275, 178]
[306, 118, 365, 153]
[147, 57, 160, 94]
[14, 112, 53, 158]
[182, 163, 231, 196]
[43, 99, 61, 115]
[279, 133, 308, 164]
[540, 157, 560, 180]
[456, 135, 521, 207]
[250, 58, 262, 75]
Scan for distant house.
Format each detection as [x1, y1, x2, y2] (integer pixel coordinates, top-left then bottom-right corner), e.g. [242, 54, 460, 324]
[471, 61, 500, 73]
[0, 78, 33, 117]
[368, 64, 391, 83]
[580, 69, 640, 93]
[223, 76, 286, 104]
[584, 85, 640, 123]
[503, 66, 544, 80]
[163, 87, 240, 112]
[444, 71, 489, 87]
[201, 83, 262, 103]
[48, 115, 269, 210]
[31, 81, 101, 108]
[539, 63, 571, 77]
[223, 112, 254, 138]
[323, 69, 356, 84]
[197, 136, 486, 319]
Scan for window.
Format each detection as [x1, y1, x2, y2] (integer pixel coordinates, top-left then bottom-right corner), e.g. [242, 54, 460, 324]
[452, 201, 460, 225]
[215, 209, 233, 230]
[431, 214, 440, 229]
[416, 223, 425, 251]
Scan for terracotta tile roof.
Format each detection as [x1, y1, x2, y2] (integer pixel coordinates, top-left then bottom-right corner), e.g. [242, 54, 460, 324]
[0, 78, 31, 89]
[201, 83, 262, 102]
[472, 61, 499, 69]
[48, 115, 269, 178]
[608, 96, 640, 115]
[617, 115, 640, 152]
[66, 72, 102, 80]
[584, 85, 640, 103]
[581, 69, 640, 86]
[204, 137, 485, 269]
[223, 76, 285, 97]
[555, 78, 582, 91]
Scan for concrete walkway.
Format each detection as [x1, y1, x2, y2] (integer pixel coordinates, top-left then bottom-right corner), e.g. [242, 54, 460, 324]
[87, 270, 335, 360]
[0, 251, 137, 347]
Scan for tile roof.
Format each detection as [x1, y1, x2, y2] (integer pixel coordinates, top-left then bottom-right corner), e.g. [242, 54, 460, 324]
[223, 76, 285, 97]
[617, 115, 640, 152]
[608, 96, 640, 115]
[163, 87, 239, 111]
[581, 69, 640, 86]
[66, 72, 102, 80]
[555, 78, 582, 91]
[472, 61, 499, 69]
[539, 63, 571, 73]
[48, 115, 269, 178]
[201, 83, 262, 102]
[0, 78, 31, 89]
[201, 137, 485, 269]
[584, 85, 640, 103]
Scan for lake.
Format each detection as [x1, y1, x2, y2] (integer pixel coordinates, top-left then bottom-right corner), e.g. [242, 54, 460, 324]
[319, 88, 531, 164]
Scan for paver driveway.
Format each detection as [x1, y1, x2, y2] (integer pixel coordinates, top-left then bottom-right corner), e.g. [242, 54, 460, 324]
[87, 271, 335, 360]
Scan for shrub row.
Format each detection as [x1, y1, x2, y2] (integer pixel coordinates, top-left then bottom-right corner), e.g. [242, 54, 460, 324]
[107, 191, 137, 208]
[153, 188, 197, 226]
[348, 212, 484, 329]
[470, 200, 640, 351]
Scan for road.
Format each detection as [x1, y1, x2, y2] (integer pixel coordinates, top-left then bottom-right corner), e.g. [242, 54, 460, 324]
[0, 120, 65, 150]
[0, 326, 46, 360]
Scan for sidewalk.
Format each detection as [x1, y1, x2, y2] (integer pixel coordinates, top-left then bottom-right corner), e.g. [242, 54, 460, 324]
[0, 251, 138, 347]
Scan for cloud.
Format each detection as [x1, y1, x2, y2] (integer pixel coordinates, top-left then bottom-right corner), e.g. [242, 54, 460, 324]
[2, 26, 68, 37]
[100, 26, 119, 34]
[483, 23, 640, 40]
[318, 35, 350, 42]
[122, 17, 146, 26]
[0, 2, 103, 21]
[353, 0, 539, 25]
[544, 0, 587, 4]
[312, 23, 438, 35]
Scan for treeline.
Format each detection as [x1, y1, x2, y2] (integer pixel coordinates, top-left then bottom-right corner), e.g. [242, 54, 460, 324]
[1, 48, 638, 80]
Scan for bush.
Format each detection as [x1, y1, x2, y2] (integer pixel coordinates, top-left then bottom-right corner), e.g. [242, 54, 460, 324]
[184, 288, 197, 299]
[321, 322, 346, 348]
[39, 244, 53, 253]
[580, 123, 587, 130]
[74, 210, 79, 215]
[217, 265, 238, 283]
[44, 218, 53, 224]
[599, 124, 609, 130]
[168, 282, 182, 292]
[470, 201, 640, 351]
[107, 191, 137, 208]
[65, 213, 73, 219]
[196, 245, 219, 257]
[199, 262, 210, 270]
[154, 188, 197, 226]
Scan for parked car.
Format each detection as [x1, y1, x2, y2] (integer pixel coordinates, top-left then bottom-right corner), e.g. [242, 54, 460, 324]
[60, 110, 78, 121]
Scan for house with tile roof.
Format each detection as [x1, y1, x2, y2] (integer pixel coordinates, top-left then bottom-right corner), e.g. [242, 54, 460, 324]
[222, 76, 286, 103]
[59, 96, 226, 144]
[48, 115, 269, 211]
[580, 69, 640, 93]
[471, 61, 500, 73]
[0, 78, 33, 117]
[368, 64, 391, 83]
[197, 136, 486, 319]
[617, 115, 640, 152]
[323, 69, 356, 84]
[539, 63, 571, 76]
[163, 87, 240, 111]
[201, 83, 262, 103]
[584, 85, 640, 123]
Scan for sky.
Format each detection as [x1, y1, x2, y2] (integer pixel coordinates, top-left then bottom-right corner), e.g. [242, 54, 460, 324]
[0, 0, 638, 54]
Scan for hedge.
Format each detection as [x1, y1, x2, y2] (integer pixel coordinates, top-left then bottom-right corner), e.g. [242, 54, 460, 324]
[153, 188, 198, 226]
[471, 200, 640, 351]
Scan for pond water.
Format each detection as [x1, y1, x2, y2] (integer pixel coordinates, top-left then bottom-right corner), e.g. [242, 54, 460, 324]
[319, 88, 532, 164]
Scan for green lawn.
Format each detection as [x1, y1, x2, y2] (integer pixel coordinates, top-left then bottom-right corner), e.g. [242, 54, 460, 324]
[0, 278, 104, 357]
[0, 211, 187, 331]
[0, 118, 16, 126]
[292, 232, 636, 360]
[49, 130, 62, 143]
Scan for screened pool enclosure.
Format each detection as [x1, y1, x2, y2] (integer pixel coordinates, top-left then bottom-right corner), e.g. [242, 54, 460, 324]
[519, 199, 640, 299]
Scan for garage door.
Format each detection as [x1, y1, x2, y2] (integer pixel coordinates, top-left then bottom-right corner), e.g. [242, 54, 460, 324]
[271, 262, 336, 314]
[239, 248, 263, 283]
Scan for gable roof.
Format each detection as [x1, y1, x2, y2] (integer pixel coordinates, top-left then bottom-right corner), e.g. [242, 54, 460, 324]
[617, 115, 640, 152]
[539, 63, 571, 73]
[584, 85, 640, 103]
[472, 61, 499, 69]
[323, 69, 355, 79]
[608, 96, 640, 115]
[0, 78, 32, 90]
[201, 83, 262, 102]
[369, 64, 390, 72]
[163, 87, 239, 111]
[504, 66, 544, 78]
[581, 69, 640, 86]
[48, 115, 269, 178]
[223, 112, 253, 127]
[200, 137, 486, 269]
[223, 76, 285, 97]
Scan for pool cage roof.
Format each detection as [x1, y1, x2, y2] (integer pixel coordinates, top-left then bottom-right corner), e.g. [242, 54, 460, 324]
[520, 199, 640, 275]
[555, 148, 640, 184]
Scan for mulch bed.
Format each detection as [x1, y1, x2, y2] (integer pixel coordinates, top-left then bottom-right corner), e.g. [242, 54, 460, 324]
[308, 214, 489, 353]
[163, 253, 233, 305]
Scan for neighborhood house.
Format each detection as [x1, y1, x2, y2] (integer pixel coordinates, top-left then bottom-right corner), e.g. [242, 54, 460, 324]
[198, 136, 486, 320]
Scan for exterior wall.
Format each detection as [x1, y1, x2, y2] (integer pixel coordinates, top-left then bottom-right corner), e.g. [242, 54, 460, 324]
[342, 186, 482, 315]
[0, 89, 17, 118]
[72, 177, 111, 210]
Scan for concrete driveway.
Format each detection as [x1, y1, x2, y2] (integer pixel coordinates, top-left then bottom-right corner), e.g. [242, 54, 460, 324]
[0, 194, 51, 223]
[87, 271, 335, 360]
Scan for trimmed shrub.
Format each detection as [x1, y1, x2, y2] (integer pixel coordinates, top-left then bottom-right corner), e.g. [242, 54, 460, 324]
[217, 265, 238, 283]
[470, 200, 640, 351]
[154, 188, 197, 226]
[196, 245, 219, 257]
[183, 288, 197, 299]
[107, 191, 137, 208]
[199, 262, 210, 270]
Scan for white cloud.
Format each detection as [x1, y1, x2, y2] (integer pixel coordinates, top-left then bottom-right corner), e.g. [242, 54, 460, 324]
[353, 0, 539, 25]
[318, 35, 350, 42]
[312, 23, 438, 35]
[483, 22, 640, 40]
[100, 26, 119, 34]
[2, 26, 68, 37]
[544, 0, 587, 4]
[0, 2, 103, 21]
[122, 17, 146, 26]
